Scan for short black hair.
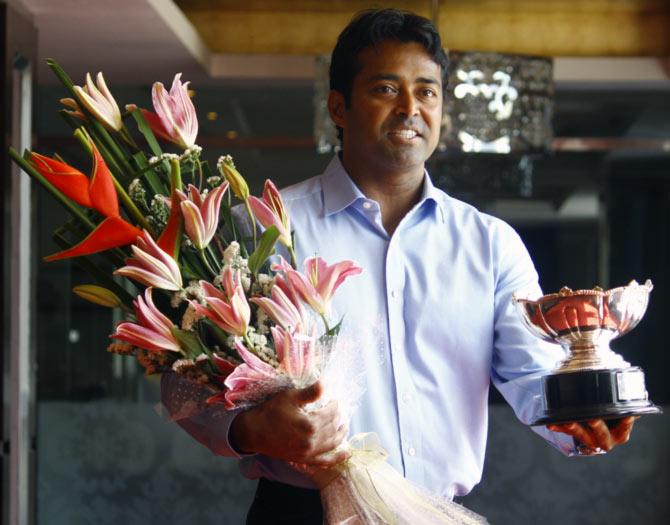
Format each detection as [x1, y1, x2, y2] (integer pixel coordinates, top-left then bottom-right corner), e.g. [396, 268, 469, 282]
[329, 8, 449, 104]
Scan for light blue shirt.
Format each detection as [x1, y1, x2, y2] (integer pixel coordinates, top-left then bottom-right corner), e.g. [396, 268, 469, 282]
[164, 155, 575, 499]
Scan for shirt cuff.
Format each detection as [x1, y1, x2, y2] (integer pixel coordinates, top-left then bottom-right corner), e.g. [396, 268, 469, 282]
[206, 406, 258, 459]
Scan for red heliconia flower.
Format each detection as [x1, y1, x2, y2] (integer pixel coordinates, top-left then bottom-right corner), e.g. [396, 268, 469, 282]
[30, 138, 141, 261]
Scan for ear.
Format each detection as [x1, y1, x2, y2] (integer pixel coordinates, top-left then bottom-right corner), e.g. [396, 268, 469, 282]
[328, 90, 346, 129]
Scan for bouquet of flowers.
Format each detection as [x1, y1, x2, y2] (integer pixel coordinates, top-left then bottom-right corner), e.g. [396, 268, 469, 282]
[10, 61, 486, 524]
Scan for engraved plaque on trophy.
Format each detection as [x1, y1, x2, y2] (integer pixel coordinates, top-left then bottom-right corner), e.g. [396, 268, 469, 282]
[513, 280, 662, 426]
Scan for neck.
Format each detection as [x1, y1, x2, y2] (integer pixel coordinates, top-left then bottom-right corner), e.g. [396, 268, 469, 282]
[341, 155, 425, 235]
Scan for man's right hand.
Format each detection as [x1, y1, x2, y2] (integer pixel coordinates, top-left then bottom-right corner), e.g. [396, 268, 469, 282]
[229, 381, 349, 467]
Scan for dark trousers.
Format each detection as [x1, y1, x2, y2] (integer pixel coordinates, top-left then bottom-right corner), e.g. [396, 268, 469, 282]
[246, 478, 323, 525]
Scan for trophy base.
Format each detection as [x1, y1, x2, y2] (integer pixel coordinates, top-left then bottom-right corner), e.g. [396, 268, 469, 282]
[530, 366, 663, 426]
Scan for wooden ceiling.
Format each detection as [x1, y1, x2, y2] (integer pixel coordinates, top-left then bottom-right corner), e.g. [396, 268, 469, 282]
[175, 0, 670, 57]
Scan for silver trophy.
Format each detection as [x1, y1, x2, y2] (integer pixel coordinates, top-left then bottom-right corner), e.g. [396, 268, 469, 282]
[513, 280, 662, 425]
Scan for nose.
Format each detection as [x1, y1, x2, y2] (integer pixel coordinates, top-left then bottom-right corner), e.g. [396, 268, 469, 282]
[394, 89, 419, 118]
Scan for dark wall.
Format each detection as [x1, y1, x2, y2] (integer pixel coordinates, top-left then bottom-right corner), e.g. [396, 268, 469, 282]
[608, 157, 670, 404]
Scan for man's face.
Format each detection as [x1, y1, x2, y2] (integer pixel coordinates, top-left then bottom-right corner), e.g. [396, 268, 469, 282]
[331, 40, 443, 175]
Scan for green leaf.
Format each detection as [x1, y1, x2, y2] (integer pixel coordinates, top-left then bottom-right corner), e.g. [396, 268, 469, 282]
[323, 317, 343, 338]
[130, 108, 163, 158]
[131, 151, 166, 196]
[200, 159, 215, 179]
[52, 231, 134, 304]
[248, 226, 280, 277]
[46, 59, 78, 98]
[171, 327, 209, 360]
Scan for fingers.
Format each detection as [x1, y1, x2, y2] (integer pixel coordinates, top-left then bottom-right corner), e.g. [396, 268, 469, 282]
[306, 439, 351, 468]
[584, 419, 613, 451]
[293, 381, 323, 406]
[547, 417, 638, 453]
[548, 422, 600, 449]
[308, 449, 350, 468]
[302, 416, 348, 457]
[610, 416, 636, 444]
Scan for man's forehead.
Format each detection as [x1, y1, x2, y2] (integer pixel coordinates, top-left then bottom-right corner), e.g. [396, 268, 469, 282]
[355, 41, 442, 77]
[366, 72, 442, 85]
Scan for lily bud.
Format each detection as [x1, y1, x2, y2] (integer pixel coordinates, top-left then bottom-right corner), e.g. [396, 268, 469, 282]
[73, 72, 123, 132]
[73, 284, 123, 308]
[218, 155, 249, 200]
[60, 98, 86, 120]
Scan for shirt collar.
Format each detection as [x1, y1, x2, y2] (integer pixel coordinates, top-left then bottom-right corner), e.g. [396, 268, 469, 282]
[322, 155, 366, 216]
[321, 154, 446, 222]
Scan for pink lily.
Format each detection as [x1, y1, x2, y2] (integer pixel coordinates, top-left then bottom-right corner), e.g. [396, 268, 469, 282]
[271, 326, 317, 381]
[71, 72, 123, 132]
[270, 255, 310, 325]
[221, 340, 282, 409]
[114, 231, 183, 291]
[111, 288, 180, 352]
[179, 183, 229, 250]
[287, 257, 363, 316]
[147, 73, 198, 149]
[190, 273, 250, 337]
[204, 354, 241, 405]
[250, 285, 308, 334]
[248, 180, 292, 248]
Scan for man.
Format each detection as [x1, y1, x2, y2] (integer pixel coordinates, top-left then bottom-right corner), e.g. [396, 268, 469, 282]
[163, 9, 636, 524]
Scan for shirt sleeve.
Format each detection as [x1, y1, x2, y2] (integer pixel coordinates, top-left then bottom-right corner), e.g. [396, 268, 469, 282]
[489, 221, 578, 456]
[160, 372, 256, 459]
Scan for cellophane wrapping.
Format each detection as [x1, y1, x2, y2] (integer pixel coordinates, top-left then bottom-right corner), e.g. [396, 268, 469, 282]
[164, 321, 487, 525]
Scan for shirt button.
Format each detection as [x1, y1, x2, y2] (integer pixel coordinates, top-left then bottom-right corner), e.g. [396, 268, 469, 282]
[408, 447, 416, 457]
[401, 392, 411, 403]
[390, 289, 396, 298]
[362, 201, 372, 210]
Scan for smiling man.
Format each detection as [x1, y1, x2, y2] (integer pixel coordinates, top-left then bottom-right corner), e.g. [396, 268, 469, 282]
[328, 38, 443, 236]
[163, 9, 636, 524]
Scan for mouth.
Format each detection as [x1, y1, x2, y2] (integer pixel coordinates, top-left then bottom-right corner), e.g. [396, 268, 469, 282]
[387, 128, 421, 141]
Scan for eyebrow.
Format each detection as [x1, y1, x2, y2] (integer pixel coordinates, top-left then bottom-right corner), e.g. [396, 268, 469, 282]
[369, 73, 441, 85]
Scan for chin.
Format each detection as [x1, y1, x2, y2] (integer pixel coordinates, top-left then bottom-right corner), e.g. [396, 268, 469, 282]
[384, 149, 427, 169]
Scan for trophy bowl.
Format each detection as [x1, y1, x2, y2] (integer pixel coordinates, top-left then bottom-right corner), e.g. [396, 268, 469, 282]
[513, 280, 662, 426]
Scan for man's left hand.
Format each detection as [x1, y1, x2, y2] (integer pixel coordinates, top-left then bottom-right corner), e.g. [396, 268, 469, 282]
[547, 416, 637, 454]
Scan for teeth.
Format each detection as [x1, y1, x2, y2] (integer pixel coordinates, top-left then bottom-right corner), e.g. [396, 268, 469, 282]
[392, 130, 417, 139]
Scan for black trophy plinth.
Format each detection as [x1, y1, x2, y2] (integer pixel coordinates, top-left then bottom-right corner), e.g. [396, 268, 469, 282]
[530, 366, 662, 426]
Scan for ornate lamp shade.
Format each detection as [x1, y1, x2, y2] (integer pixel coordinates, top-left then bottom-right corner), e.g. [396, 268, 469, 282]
[441, 51, 554, 154]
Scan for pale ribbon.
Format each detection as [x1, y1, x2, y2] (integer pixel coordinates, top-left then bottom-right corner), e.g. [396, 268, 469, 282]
[312, 433, 487, 525]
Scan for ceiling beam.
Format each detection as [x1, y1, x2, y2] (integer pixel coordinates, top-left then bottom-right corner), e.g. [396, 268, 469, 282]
[175, 0, 670, 57]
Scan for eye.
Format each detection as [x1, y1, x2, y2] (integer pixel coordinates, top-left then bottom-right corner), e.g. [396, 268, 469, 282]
[420, 87, 438, 98]
[373, 84, 397, 95]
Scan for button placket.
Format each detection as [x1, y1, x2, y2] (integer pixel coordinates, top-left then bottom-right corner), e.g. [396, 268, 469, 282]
[385, 235, 422, 477]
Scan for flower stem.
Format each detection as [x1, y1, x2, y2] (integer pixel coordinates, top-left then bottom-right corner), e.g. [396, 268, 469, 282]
[205, 243, 221, 273]
[320, 313, 331, 333]
[199, 249, 217, 278]
[242, 333, 263, 359]
[243, 199, 257, 250]
[288, 245, 298, 269]
[119, 125, 139, 149]
[112, 177, 155, 234]
[196, 157, 204, 190]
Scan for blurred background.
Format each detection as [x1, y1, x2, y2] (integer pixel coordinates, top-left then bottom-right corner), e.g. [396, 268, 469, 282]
[2, 1, 669, 524]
